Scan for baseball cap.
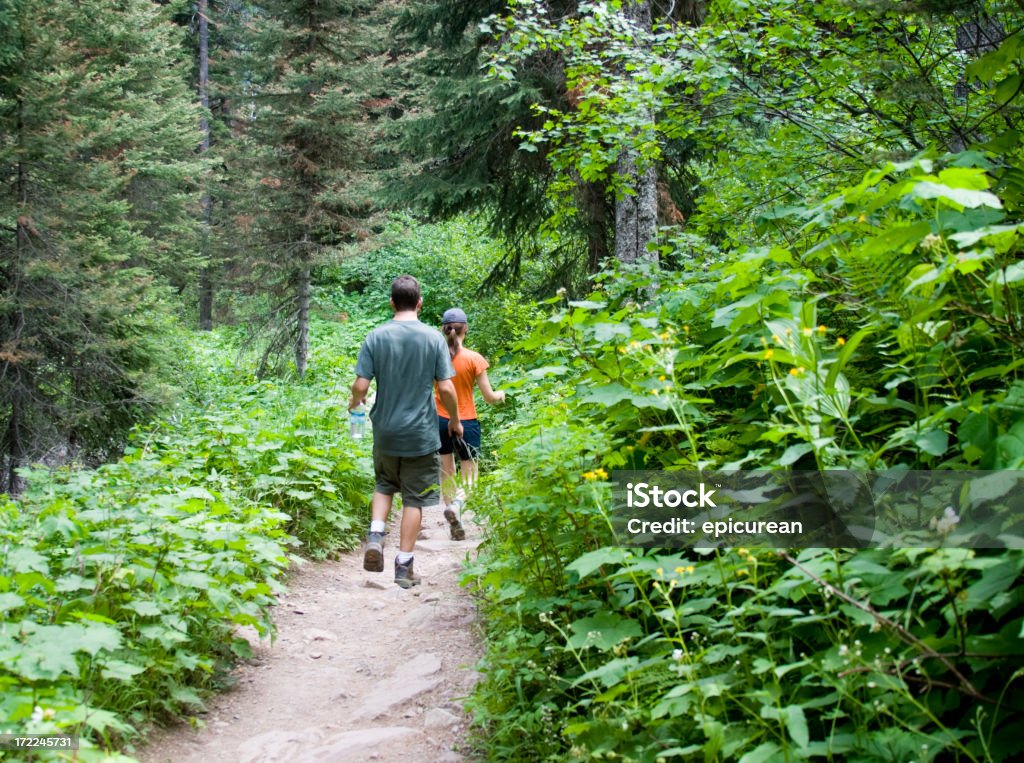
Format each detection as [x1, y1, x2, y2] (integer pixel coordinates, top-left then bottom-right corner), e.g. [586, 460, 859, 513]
[442, 308, 468, 324]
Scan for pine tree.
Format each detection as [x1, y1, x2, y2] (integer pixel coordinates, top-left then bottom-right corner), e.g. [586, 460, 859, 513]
[0, 0, 203, 488]
[242, 0, 391, 377]
[391, 0, 587, 287]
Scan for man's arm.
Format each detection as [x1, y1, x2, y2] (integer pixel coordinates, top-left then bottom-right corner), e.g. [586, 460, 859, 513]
[437, 378, 463, 437]
[349, 376, 370, 411]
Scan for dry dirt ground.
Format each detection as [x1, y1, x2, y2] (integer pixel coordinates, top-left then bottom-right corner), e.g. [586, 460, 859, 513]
[135, 507, 484, 763]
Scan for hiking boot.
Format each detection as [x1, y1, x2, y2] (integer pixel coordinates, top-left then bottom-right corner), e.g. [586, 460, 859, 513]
[394, 558, 421, 588]
[363, 531, 385, 572]
[444, 502, 466, 541]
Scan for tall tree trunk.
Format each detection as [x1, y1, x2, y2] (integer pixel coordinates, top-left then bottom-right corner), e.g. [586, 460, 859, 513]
[197, 0, 214, 330]
[614, 152, 658, 265]
[295, 245, 310, 379]
[582, 179, 610, 272]
[3, 97, 29, 492]
[614, 0, 658, 266]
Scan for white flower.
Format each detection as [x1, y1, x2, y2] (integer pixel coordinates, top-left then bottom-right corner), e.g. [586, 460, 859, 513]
[930, 506, 960, 535]
[31, 706, 43, 723]
[672, 648, 683, 661]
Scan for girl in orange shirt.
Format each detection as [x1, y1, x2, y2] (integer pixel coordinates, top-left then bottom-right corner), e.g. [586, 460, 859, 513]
[435, 308, 506, 539]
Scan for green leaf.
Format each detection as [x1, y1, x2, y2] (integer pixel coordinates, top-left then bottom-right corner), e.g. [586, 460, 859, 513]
[100, 660, 147, 680]
[964, 557, 1024, 612]
[785, 705, 810, 748]
[0, 592, 24, 613]
[912, 181, 1002, 209]
[914, 429, 949, 457]
[995, 261, 1024, 284]
[566, 547, 628, 579]
[779, 442, 813, 466]
[968, 471, 1019, 504]
[173, 571, 214, 589]
[571, 656, 639, 688]
[949, 224, 1022, 249]
[6, 547, 49, 574]
[567, 612, 642, 651]
[739, 742, 782, 763]
[854, 221, 931, 256]
[69, 622, 123, 657]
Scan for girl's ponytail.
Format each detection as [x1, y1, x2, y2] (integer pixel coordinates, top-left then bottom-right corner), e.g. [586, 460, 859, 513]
[444, 322, 464, 360]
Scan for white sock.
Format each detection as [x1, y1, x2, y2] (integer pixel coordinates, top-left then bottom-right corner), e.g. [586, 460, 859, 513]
[396, 551, 413, 565]
[370, 520, 386, 533]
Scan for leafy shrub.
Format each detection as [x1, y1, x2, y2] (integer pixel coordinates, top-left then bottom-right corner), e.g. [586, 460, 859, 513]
[0, 323, 374, 759]
[0, 459, 290, 759]
[463, 152, 1024, 761]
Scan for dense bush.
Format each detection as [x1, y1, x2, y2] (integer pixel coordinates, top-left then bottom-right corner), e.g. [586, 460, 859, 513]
[0, 321, 373, 760]
[463, 153, 1024, 761]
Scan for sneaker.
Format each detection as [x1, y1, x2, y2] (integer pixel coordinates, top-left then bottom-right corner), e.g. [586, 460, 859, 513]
[444, 501, 466, 541]
[394, 558, 421, 588]
[363, 531, 385, 572]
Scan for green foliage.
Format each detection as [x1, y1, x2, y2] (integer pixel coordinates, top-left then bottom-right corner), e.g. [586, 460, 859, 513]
[0, 0, 205, 482]
[391, 0, 615, 289]
[0, 449, 291, 757]
[0, 323, 372, 758]
[165, 322, 375, 558]
[464, 138, 1024, 763]
[320, 214, 540, 360]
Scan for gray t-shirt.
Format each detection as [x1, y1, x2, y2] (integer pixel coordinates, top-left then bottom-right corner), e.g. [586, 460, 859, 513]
[354, 319, 455, 457]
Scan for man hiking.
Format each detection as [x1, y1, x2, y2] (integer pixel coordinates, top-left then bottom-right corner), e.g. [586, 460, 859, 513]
[348, 275, 463, 588]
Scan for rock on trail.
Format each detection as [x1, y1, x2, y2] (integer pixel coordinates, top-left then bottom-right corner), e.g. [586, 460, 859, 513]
[136, 514, 482, 763]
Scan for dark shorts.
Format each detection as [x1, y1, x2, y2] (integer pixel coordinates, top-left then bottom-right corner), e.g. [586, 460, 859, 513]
[372, 448, 441, 508]
[438, 417, 482, 460]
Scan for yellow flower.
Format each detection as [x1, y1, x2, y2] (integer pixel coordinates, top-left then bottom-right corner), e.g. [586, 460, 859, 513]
[802, 327, 813, 337]
[595, 467, 608, 479]
[737, 568, 748, 576]
[785, 328, 792, 336]
[683, 325, 690, 333]
[675, 566, 685, 575]
[789, 367, 800, 376]
[737, 548, 749, 556]
[772, 334, 781, 344]
[656, 567, 664, 577]
[837, 337, 846, 346]
[660, 332, 671, 340]
[857, 214, 866, 223]
[764, 349, 774, 360]
[658, 375, 666, 381]
[582, 471, 597, 481]
[685, 565, 695, 574]
[817, 325, 826, 333]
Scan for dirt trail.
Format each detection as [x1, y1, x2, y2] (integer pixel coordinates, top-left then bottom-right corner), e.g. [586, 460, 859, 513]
[136, 508, 483, 763]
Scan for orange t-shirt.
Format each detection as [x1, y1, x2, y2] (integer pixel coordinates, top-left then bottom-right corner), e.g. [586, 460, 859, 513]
[435, 348, 489, 420]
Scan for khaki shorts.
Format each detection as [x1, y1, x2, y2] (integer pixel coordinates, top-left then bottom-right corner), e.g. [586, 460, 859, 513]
[373, 448, 441, 508]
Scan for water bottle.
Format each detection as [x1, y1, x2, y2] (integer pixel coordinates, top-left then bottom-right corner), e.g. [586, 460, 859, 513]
[349, 402, 367, 440]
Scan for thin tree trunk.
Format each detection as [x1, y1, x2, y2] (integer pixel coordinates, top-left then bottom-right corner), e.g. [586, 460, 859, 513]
[582, 179, 610, 272]
[197, 0, 214, 330]
[614, 0, 659, 267]
[4, 97, 30, 493]
[295, 250, 310, 379]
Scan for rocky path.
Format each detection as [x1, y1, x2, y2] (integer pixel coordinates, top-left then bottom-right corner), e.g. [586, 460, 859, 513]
[136, 509, 483, 763]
